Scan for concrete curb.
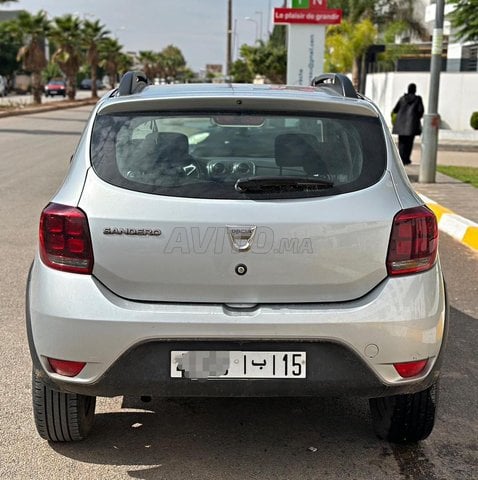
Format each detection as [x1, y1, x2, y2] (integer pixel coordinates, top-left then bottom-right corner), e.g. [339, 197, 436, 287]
[419, 193, 478, 252]
[0, 98, 98, 118]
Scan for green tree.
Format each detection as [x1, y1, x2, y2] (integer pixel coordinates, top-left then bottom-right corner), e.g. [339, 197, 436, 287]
[377, 20, 419, 71]
[326, 0, 427, 89]
[329, 0, 375, 23]
[41, 61, 62, 83]
[230, 58, 254, 83]
[326, 18, 377, 87]
[117, 52, 134, 77]
[138, 50, 160, 80]
[246, 41, 287, 84]
[269, 24, 286, 48]
[158, 45, 186, 82]
[8, 11, 50, 104]
[99, 37, 123, 88]
[50, 14, 83, 100]
[0, 21, 21, 78]
[232, 24, 287, 85]
[82, 19, 109, 98]
[449, 0, 478, 42]
[177, 67, 196, 83]
[329, 0, 427, 38]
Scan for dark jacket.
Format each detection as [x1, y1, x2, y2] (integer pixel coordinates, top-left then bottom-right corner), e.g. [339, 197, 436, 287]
[392, 93, 424, 136]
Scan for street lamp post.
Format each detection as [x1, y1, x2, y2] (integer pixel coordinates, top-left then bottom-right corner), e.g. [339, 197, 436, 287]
[227, 0, 232, 78]
[245, 16, 259, 42]
[419, 0, 445, 183]
[233, 18, 239, 60]
[255, 11, 263, 41]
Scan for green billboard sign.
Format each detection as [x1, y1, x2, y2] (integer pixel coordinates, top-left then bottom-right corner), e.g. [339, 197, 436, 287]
[292, 0, 309, 8]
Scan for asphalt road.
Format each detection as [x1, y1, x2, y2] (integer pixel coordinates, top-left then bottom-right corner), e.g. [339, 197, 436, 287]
[0, 107, 477, 479]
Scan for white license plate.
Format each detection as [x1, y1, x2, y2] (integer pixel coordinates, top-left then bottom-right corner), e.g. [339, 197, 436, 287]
[171, 351, 306, 379]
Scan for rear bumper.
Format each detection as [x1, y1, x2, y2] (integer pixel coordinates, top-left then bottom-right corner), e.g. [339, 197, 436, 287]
[31, 340, 443, 398]
[27, 257, 447, 398]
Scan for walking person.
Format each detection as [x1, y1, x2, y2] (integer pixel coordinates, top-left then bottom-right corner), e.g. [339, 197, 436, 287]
[392, 83, 424, 165]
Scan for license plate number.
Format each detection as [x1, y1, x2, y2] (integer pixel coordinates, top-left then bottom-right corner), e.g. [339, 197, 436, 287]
[171, 351, 306, 379]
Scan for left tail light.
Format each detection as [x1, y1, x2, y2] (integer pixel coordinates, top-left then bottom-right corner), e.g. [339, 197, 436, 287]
[39, 203, 94, 274]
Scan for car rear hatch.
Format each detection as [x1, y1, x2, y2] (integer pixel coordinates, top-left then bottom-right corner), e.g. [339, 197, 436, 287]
[80, 174, 399, 303]
[80, 95, 399, 303]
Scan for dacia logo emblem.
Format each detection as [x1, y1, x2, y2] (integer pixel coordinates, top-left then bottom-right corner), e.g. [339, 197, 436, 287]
[227, 225, 257, 252]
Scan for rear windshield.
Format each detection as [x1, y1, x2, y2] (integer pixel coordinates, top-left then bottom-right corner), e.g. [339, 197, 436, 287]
[90, 111, 386, 200]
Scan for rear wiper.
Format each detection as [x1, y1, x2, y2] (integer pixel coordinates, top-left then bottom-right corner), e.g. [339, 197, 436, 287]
[235, 176, 334, 193]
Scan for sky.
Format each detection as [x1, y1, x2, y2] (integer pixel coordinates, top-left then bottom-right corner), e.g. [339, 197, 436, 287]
[3, 0, 285, 72]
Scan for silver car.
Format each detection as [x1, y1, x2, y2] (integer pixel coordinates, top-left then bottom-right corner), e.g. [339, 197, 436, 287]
[27, 72, 447, 444]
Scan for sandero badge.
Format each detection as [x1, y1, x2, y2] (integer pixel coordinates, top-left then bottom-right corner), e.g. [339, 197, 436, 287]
[103, 227, 162, 236]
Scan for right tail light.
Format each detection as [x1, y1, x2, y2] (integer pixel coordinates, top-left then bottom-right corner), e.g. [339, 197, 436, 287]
[387, 206, 438, 276]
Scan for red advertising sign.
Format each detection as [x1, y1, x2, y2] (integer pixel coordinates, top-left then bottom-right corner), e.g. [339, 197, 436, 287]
[274, 8, 342, 25]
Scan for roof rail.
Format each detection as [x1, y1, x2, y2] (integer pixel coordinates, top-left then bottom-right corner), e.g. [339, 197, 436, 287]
[310, 74, 357, 99]
[118, 71, 150, 96]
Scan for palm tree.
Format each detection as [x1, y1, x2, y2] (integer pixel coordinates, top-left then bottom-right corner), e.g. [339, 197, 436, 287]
[138, 50, 160, 81]
[82, 19, 109, 98]
[158, 45, 186, 82]
[326, 18, 377, 88]
[9, 11, 50, 104]
[449, 0, 478, 43]
[117, 52, 134, 78]
[49, 14, 83, 100]
[330, 0, 428, 40]
[326, 0, 427, 90]
[99, 37, 123, 88]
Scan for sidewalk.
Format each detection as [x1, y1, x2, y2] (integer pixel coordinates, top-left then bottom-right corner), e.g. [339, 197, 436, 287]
[415, 129, 478, 152]
[405, 162, 478, 252]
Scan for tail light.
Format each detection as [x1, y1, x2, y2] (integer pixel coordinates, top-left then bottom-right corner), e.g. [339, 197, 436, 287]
[387, 206, 438, 276]
[393, 359, 428, 378]
[48, 358, 86, 377]
[39, 203, 94, 274]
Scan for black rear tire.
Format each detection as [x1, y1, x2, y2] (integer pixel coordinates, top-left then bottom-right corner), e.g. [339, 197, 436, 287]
[369, 383, 438, 443]
[32, 369, 96, 442]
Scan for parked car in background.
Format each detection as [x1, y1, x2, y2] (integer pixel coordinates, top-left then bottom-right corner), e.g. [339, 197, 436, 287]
[27, 72, 447, 444]
[79, 78, 104, 90]
[44, 79, 66, 97]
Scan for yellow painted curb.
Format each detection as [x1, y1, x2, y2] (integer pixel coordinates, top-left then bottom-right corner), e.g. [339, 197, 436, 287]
[419, 194, 478, 253]
[463, 227, 478, 251]
[426, 203, 452, 222]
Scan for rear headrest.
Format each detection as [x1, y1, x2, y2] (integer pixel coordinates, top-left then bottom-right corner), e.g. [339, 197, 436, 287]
[156, 132, 189, 158]
[275, 133, 321, 167]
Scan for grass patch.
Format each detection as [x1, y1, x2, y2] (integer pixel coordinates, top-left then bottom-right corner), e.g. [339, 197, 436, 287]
[437, 166, 478, 188]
